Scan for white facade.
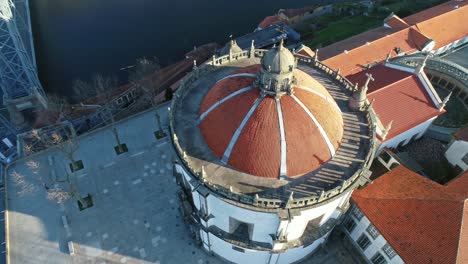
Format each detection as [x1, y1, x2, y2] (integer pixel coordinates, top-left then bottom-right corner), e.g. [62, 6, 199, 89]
[343, 205, 404, 264]
[175, 163, 351, 264]
[377, 116, 437, 153]
[445, 139, 468, 171]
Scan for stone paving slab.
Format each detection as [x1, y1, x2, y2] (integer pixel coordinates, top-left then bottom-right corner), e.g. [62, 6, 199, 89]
[5, 107, 222, 264]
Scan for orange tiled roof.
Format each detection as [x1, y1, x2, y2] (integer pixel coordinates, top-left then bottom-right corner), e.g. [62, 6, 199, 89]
[454, 126, 468, 141]
[321, 28, 426, 76]
[258, 15, 284, 29]
[198, 66, 343, 178]
[346, 65, 443, 140]
[297, 45, 316, 58]
[446, 170, 468, 199]
[320, 1, 468, 77]
[384, 14, 409, 29]
[403, 0, 468, 25]
[352, 165, 467, 264]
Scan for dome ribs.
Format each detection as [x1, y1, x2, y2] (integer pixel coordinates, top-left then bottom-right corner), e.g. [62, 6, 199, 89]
[281, 96, 331, 177]
[222, 97, 264, 164]
[228, 98, 281, 179]
[291, 94, 336, 156]
[294, 89, 344, 149]
[199, 89, 259, 158]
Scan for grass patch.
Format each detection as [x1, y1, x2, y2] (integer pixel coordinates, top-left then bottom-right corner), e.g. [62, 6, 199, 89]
[114, 143, 129, 155]
[69, 160, 84, 172]
[77, 194, 94, 211]
[304, 15, 382, 48]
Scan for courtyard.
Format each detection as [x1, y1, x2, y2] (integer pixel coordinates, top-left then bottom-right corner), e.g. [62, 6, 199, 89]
[5, 106, 222, 264]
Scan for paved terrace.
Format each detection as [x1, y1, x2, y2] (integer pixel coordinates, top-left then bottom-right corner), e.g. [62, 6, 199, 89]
[172, 57, 373, 201]
[4, 106, 223, 264]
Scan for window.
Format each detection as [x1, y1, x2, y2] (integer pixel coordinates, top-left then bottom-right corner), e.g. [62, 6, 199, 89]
[371, 252, 387, 264]
[343, 217, 357, 233]
[462, 153, 468, 165]
[357, 234, 371, 250]
[382, 243, 396, 259]
[232, 245, 245, 253]
[367, 224, 380, 239]
[352, 206, 364, 220]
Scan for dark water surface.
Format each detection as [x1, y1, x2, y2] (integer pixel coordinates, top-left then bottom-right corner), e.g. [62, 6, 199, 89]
[30, 0, 320, 96]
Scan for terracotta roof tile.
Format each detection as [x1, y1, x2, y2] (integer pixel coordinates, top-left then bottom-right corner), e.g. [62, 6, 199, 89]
[282, 96, 331, 177]
[384, 14, 409, 29]
[403, 1, 468, 25]
[352, 165, 467, 264]
[297, 45, 316, 58]
[199, 65, 259, 114]
[408, 27, 433, 50]
[294, 88, 343, 148]
[199, 68, 343, 178]
[229, 98, 280, 178]
[347, 65, 443, 140]
[412, 6, 468, 49]
[322, 28, 421, 76]
[199, 89, 259, 157]
[258, 15, 284, 29]
[445, 170, 468, 199]
[454, 126, 468, 141]
[321, 2, 468, 77]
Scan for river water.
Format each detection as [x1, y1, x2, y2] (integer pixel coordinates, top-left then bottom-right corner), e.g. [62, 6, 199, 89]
[30, 0, 327, 97]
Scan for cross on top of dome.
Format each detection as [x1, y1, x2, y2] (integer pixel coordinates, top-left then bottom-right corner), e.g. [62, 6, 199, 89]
[257, 39, 297, 98]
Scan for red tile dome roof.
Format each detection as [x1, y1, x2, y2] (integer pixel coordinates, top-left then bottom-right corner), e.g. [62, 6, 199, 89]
[198, 64, 344, 179]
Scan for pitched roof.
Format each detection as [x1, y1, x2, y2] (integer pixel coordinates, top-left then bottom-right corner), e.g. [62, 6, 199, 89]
[403, 0, 468, 25]
[446, 170, 468, 199]
[346, 65, 443, 140]
[320, 1, 468, 76]
[321, 28, 424, 76]
[258, 15, 284, 29]
[454, 126, 468, 141]
[352, 165, 468, 264]
[384, 14, 409, 29]
[411, 4, 468, 49]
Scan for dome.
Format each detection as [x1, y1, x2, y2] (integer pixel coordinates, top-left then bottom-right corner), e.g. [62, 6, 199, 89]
[198, 64, 344, 179]
[260, 39, 296, 74]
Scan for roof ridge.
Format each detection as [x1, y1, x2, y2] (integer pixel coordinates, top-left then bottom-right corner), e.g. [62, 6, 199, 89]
[354, 194, 463, 203]
[405, 2, 468, 25]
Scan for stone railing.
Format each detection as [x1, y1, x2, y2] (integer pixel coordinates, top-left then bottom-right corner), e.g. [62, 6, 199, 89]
[390, 55, 468, 88]
[295, 54, 357, 92]
[170, 49, 375, 209]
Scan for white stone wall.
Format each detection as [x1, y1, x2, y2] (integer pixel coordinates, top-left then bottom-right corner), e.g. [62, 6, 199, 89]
[377, 117, 436, 153]
[345, 207, 404, 264]
[445, 140, 468, 171]
[175, 163, 351, 263]
[200, 229, 330, 264]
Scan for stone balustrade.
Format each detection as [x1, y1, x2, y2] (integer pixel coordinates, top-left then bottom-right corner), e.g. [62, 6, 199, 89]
[170, 49, 376, 209]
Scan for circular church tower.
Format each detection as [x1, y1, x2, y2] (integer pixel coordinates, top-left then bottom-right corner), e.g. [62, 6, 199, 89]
[170, 42, 375, 264]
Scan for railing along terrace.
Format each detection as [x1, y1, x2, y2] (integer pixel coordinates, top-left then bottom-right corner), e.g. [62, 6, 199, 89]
[170, 49, 375, 209]
[391, 55, 468, 87]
